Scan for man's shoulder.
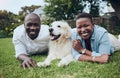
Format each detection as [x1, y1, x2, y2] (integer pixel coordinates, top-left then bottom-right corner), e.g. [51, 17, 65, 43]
[94, 25, 107, 32]
[93, 25, 108, 38]
[40, 25, 49, 32]
[13, 24, 25, 38]
[94, 25, 108, 36]
[41, 25, 49, 29]
[14, 24, 24, 32]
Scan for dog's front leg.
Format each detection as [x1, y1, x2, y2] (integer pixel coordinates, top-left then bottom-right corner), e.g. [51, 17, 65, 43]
[58, 54, 74, 67]
[37, 54, 56, 67]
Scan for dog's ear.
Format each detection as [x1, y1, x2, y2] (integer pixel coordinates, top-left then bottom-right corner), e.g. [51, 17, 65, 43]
[64, 26, 71, 38]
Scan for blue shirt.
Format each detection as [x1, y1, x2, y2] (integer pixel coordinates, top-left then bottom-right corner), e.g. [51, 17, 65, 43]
[71, 25, 114, 60]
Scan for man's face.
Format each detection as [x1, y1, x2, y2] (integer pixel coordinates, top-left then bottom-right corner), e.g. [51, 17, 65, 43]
[76, 18, 94, 40]
[24, 16, 40, 40]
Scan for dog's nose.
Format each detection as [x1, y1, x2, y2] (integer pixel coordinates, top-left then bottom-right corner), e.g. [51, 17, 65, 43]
[49, 28, 53, 32]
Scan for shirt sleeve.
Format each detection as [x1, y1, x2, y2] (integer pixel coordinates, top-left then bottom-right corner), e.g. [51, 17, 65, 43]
[13, 30, 27, 58]
[71, 47, 82, 60]
[98, 32, 112, 55]
[71, 28, 82, 60]
[91, 51, 101, 56]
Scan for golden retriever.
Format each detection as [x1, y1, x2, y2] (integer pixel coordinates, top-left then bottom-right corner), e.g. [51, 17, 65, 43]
[37, 21, 73, 67]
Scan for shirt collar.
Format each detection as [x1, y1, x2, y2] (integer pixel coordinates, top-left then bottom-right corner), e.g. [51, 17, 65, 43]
[90, 25, 96, 40]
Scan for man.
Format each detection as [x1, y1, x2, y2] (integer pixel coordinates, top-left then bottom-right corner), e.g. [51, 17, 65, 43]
[13, 13, 49, 68]
[71, 13, 116, 63]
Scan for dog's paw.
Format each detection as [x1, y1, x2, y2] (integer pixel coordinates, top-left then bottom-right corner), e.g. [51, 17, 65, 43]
[37, 62, 50, 67]
[58, 61, 68, 67]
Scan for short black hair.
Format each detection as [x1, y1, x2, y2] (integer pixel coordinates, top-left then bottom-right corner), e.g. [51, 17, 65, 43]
[24, 13, 40, 22]
[75, 13, 93, 23]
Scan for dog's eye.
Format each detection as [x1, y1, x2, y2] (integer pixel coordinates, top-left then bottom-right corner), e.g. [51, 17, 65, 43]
[58, 25, 61, 28]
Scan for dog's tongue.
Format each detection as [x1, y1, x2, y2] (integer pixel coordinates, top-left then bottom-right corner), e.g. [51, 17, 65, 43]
[50, 36, 55, 40]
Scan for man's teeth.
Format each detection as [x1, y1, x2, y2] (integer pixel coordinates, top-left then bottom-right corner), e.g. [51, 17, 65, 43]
[30, 32, 35, 34]
[82, 32, 88, 36]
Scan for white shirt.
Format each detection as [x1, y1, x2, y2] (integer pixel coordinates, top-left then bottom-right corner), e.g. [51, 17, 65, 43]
[13, 24, 49, 58]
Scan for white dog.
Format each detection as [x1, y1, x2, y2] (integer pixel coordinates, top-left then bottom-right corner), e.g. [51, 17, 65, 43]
[108, 33, 120, 51]
[37, 21, 74, 67]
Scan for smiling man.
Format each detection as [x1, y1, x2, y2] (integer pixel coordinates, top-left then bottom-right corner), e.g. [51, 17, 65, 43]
[71, 13, 115, 63]
[13, 13, 49, 68]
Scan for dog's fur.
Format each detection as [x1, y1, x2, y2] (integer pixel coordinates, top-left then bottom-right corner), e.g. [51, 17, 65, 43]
[37, 21, 73, 67]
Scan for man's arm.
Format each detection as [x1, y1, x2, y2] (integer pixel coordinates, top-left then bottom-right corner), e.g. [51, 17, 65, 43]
[78, 54, 109, 63]
[13, 32, 36, 68]
[72, 39, 109, 63]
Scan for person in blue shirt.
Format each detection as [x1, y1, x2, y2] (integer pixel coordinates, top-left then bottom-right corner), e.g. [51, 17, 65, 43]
[71, 13, 114, 63]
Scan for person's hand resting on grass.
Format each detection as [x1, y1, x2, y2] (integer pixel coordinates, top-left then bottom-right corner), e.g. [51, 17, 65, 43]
[18, 54, 36, 69]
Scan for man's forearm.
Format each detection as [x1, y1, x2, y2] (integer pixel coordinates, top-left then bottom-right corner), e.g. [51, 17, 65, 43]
[78, 55, 92, 62]
[78, 54, 109, 63]
[93, 54, 109, 63]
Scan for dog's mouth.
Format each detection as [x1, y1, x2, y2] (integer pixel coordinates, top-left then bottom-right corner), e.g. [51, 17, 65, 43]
[50, 33, 61, 41]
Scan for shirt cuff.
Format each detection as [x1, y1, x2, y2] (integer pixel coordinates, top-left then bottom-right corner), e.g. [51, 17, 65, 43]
[92, 51, 101, 56]
[74, 54, 82, 60]
[15, 52, 28, 58]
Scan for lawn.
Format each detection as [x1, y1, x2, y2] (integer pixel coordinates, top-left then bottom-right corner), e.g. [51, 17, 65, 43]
[0, 38, 120, 78]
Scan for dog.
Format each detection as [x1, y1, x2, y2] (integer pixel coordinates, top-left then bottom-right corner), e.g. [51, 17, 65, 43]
[37, 21, 74, 67]
[108, 33, 120, 51]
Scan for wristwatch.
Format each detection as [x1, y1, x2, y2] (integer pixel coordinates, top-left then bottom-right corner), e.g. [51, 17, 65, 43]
[81, 49, 86, 54]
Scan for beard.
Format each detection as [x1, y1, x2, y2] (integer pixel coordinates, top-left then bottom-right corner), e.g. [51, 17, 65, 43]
[26, 29, 40, 40]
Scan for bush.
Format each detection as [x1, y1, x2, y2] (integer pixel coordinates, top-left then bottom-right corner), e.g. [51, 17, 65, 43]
[0, 30, 7, 38]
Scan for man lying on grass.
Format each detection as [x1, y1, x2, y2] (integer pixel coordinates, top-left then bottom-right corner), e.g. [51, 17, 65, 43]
[71, 13, 120, 63]
[12, 13, 49, 69]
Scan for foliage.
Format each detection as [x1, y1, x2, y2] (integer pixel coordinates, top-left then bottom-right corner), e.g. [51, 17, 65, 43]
[44, 0, 108, 20]
[44, 0, 120, 34]
[102, 14, 120, 35]
[83, 0, 101, 17]
[44, 0, 85, 20]
[41, 16, 55, 25]
[108, 15, 120, 34]
[1, 38, 120, 78]
[0, 10, 20, 37]
[18, 5, 41, 22]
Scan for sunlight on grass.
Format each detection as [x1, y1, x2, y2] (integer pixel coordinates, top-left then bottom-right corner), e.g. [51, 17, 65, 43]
[0, 38, 120, 78]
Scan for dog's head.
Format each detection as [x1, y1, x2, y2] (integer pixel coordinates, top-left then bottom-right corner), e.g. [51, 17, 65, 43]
[49, 21, 71, 41]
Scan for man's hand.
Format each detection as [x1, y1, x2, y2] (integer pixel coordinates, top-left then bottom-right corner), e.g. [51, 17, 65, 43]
[21, 57, 36, 69]
[18, 54, 36, 69]
[73, 39, 84, 52]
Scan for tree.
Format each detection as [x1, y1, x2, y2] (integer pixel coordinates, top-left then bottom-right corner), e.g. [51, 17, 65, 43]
[44, 0, 120, 34]
[108, 0, 120, 20]
[44, 0, 85, 20]
[18, 5, 41, 22]
[83, 0, 101, 17]
[0, 10, 20, 37]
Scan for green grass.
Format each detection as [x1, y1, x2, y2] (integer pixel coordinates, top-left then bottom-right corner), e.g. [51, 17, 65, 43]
[0, 38, 120, 78]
